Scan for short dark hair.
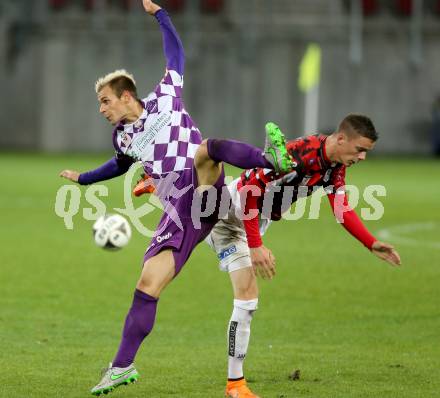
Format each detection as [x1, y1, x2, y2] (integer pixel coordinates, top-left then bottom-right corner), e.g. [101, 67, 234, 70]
[338, 114, 378, 142]
[107, 76, 138, 99]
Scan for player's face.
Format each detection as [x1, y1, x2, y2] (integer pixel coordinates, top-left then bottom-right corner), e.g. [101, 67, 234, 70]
[97, 85, 127, 125]
[337, 132, 375, 167]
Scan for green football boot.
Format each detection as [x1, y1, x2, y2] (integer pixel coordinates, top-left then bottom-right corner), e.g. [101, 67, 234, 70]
[91, 363, 139, 396]
[264, 122, 295, 173]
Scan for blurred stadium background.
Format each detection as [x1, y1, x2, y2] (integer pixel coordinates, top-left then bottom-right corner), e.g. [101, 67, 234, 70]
[2, 0, 440, 153]
[1, 1, 440, 397]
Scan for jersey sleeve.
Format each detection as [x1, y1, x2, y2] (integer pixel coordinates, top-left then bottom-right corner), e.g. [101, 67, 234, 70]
[154, 9, 184, 97]
[326, 165, 376, 249]
[242, 190, 263, 248]
[327, 192, 377, 250]
[241, 169, 275, 248]
[78, 155, 134, 185]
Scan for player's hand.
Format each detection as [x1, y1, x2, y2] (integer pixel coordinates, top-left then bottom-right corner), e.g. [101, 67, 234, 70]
[371, 241, 401, 267]
[250, 245, 276, 280]
[142, 0, 161, 15]
[59, 170, 80, 183]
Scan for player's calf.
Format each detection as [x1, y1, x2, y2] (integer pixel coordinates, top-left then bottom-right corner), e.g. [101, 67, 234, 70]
[227, 299, 258, 380]
[200, 123, 294, 173]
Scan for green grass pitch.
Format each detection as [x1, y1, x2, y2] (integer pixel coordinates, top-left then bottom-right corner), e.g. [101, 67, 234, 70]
[1, 153, 440, 397]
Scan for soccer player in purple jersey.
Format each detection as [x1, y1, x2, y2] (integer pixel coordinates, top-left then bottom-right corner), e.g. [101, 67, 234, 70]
[59, 0, 293, 395]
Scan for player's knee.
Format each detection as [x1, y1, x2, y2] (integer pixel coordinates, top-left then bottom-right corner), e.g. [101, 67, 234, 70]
[234, 298, 258, 315]
[136, 275, 162, 298]
[195, 139, 221, 169]
[194, 139, 210, 167]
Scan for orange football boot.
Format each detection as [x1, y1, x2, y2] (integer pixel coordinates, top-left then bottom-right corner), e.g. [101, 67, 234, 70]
[133, 173, 155, 197]
[225, 379, 260, 398]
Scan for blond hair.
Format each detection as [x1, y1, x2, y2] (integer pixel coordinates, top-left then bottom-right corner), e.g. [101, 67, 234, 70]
[95, 69, 137, 96]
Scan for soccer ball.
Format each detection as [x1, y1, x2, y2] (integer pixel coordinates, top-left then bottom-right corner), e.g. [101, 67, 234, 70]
[93, 214, 132, 250]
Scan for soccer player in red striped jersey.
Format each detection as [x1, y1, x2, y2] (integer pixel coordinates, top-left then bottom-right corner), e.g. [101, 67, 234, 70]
[203, 114, 401, 397]
[133, 114, 401, 397]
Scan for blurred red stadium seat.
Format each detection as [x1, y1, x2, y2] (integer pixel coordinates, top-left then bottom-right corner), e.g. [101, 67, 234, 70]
[52, 0, 132, 12]
[362, 0, 379, 16]
[49, 0, 69, 11]
[201, 0, 224, 14]
[84, 0, 94, 11]
[164, 0, 186, 12]
[395, 0, 413, 16]
[120, 0, 131, 11]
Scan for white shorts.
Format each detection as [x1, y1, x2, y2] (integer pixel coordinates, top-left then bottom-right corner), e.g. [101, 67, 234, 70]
[205, 178, 271, 273]
[205, 218, 252, 272]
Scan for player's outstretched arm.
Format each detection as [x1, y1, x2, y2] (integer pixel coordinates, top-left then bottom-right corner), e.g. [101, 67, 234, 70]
[143, 0, 185, 76]
[239, 170, 277, 279]
[328, 193, 401, 267]
[59, 156, 133, 185]
[371, 241, 401, 267]
[241, 192, 276, 279]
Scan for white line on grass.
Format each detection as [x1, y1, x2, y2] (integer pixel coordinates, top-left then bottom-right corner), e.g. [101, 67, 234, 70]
[376, 222, 440, 249]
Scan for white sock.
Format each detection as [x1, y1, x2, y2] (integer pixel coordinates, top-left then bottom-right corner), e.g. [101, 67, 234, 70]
[227, 299, 258, 380]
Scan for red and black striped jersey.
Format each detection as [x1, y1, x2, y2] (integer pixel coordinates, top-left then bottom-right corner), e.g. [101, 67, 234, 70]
[238, 133, 376, 250]
[239, 134, 346, 221]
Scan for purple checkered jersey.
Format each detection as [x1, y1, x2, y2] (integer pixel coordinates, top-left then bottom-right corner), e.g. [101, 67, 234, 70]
[78, 9, 201, 186]
[112, 10, 201, 178]
[112, 69, 201, 178]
